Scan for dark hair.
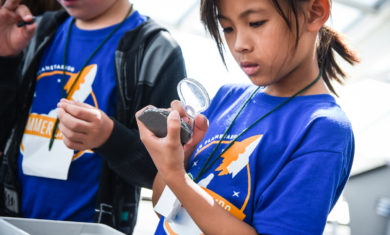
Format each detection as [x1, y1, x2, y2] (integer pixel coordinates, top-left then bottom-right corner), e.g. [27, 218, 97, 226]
[200, 0, 360, 95]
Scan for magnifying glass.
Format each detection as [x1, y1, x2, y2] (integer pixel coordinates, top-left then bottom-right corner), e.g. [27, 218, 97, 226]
[177, 77, 210, 119]
[138, 78, 210, 144]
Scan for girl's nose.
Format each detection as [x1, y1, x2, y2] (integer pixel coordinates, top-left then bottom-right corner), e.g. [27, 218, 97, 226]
[234, 31, 253, 53]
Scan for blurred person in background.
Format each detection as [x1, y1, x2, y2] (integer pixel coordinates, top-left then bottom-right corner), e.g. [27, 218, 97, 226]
[0, 0, 186, 234]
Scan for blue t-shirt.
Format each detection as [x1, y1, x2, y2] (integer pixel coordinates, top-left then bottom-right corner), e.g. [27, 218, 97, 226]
[155, 84, 354, 234]
[18, 12, 146, 221]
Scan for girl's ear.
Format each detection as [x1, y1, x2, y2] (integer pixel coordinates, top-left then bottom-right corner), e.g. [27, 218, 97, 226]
[306, 0, 330, 32]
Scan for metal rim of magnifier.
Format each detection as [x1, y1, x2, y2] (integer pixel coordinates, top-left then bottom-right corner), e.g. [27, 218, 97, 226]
[177, 77, 210, 117]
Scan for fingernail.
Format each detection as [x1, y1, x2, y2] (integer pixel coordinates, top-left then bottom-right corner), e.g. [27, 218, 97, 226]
[23, 15, 35, 23]
[197, 114, 206, 124]
[170, 110, 180, 120]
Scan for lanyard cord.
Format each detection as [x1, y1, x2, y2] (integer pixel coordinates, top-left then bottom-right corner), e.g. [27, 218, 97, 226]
[193, 70, 323, 182]
[48, 4, 133, 150]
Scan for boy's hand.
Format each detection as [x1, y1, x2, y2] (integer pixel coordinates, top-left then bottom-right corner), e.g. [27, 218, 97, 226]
[57, 99, 114, 151]
[0, 0, 36, 56]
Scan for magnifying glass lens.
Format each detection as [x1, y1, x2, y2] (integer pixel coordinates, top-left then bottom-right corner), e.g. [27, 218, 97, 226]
[177, 78, 210, 119]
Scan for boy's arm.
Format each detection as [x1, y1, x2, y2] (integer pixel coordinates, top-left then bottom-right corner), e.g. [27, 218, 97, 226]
[57, 31, 187, 189]
[94, 44, 187, 189]
[57, 57, 184, 188]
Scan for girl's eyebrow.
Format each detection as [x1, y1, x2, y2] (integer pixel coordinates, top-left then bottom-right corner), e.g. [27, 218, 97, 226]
[217, 14, 228, 21]
[218, 8, 266, 20]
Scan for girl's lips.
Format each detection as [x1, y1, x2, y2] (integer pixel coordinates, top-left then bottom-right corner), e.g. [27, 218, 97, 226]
[61, 0, 78, 7]
[240, 62, 259, 76]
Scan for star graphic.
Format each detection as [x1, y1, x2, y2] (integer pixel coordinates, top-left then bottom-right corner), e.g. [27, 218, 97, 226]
[192, 161, 198, 167]
[233, 191, 240, 197]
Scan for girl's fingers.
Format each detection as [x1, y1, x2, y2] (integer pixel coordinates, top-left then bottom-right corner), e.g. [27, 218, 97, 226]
[166, 110, 181, 144]
[191, 114, 208, 145]
[170, 100, 187, 117]
[135, 106, 161, 145]
[194, 114, 209, 133]
[184, 114, 208, 157]
[135, 105, 156, 118]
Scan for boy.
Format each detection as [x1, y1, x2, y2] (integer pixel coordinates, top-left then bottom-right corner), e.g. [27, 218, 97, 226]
[0, 0, 186, 234]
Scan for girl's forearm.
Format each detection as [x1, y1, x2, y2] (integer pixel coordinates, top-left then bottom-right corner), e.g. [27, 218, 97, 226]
[164, 172, 258, 235]
[152, 172, 166, 208]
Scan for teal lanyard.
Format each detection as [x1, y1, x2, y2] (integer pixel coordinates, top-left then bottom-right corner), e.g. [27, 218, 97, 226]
[193, 71, 322, 182]
[48, 4, 133, 150]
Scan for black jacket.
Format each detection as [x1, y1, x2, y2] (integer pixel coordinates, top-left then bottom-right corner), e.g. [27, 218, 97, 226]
[0, 10, 186, 234]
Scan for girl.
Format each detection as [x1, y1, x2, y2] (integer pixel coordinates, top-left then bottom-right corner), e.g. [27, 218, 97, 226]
[136, 0, 359, 234]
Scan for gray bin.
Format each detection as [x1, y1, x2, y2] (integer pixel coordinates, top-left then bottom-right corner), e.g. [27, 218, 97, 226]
[0, 217, 125, 235]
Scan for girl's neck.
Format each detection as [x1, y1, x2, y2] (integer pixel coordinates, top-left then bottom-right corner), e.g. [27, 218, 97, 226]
[75, 0, 131, 30]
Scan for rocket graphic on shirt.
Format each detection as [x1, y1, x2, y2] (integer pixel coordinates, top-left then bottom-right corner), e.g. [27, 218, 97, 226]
[160, 135, 263, 235]
[216, 135, 262, 177]
[21, 64, 97, 180]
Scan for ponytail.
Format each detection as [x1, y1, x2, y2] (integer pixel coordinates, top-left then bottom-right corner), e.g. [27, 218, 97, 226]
[317, 26, 360, 96]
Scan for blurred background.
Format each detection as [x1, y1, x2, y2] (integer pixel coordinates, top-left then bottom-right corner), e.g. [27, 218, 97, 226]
[128, 0, 390, 234]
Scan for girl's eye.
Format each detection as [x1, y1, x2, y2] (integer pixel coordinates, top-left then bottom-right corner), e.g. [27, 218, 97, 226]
[249, 20, 267, 28]
[222, 27, 233, 33]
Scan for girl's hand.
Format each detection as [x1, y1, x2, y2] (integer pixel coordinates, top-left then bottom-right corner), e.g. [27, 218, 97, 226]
[136, 101, 208, 179]
[136, 107, 187, 180]
[170, 100, 208, 169]
[0, 0, 36, 56]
